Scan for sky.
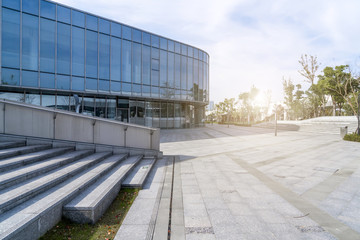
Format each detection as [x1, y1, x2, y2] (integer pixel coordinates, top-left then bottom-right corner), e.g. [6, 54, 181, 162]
[53, 0, 360, 105]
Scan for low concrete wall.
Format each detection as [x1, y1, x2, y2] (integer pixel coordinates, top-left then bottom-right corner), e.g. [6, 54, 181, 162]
[0, 99, 160, 151]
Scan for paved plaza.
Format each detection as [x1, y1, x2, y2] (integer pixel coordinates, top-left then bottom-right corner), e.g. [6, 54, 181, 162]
[117, 123, 360, 240]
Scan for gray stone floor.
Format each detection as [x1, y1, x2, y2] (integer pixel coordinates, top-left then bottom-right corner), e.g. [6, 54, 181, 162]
[158, 124, 360, 240]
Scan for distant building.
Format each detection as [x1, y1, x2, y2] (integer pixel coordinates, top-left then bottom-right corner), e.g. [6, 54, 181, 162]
[0, 0, 210, 128]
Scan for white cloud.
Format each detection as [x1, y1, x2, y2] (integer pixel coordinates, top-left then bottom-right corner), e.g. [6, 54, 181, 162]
[52, 0, 360, 104]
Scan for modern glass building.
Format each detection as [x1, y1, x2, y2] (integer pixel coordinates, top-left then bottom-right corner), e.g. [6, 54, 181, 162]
[0, 0, 209, 128]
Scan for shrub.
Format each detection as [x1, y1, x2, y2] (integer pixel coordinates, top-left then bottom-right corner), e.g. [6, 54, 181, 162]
[344, 133, 360, 142]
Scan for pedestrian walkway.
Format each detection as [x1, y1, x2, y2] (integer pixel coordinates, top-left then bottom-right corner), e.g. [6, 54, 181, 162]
[119, 124, 360, 239]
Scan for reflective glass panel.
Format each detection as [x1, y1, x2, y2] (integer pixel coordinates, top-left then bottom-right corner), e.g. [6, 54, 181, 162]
[160, 38, 167, 50]
[151, 35, 159, 48]
[56, 95, 69, 110]
[121, 40, 131, 82]
[160, 102, 167, 128]
[25, 93, 40, 105]
[86, 14, 98, 31]
[188, 46, 193, 57]
[72, 10, 85, 27]
[22, 0, 38, 15]
[0, 92, 23, 101]
[99, 34, 110, 80]
[175, 54, 180, 89]
[57, 23, 70, 74]
[72, 76, 84, 91]
[72, 27, 85, 76]
[2, 0, 20, 10]
[40, 0, 55, 20]
[42, 94, 55, 108]
[40, 18, 55, 73]
[22, 70, 38, 87]
[83, 97, 94, 116]
[122, 26, 131, 40]
[151, 47, 159, 59]
[151, 59, 159, 71]
[175, 42, 180, 54]
[40, 72, 55, 89]
[111, 81, 120, 92]
[99, 80, 110, 91]
[194, 48, 199, 59]
[1, 67, 19, 85]
[168, 52, 174, 88]
[160, 50, 167, 87]
[151, 86, 159, 98]
[107, 98, 116, 119]
[133, 29, 141, 43]
[132, 84, 141, 96]
[57, 5, 70, 24]
[2, 8, 20, 68]
[142, 85, 150, 97]
[110, 22, 121, 37]
[187, 57, 193, 91]
[142, 46, 151, 85]
[181, 44, 187, 56]
[99, 18, 110, 34]
[151, 70, 159, 86]
[181, 56, 187, 89]
[143, 32, 150, 45]
[86, 78, 97, 91]
[132, 43, 141, 84]
[110, 37, 121, 81]
[122, 83, 131, 95]
[57, 75, 70, 90]
[95, 98, 106, 117]
[86, 30, 98, 78]
[22, 13, 38, 71]
[168, 40, 174, 52]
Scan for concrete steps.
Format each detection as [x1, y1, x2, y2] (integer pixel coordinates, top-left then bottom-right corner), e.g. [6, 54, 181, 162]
[63, 155, 142, 224]
[0, 141, 158, 240]
[122, 157, 157, 189]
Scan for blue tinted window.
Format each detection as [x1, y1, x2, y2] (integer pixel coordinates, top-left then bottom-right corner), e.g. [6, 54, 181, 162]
[2, 0, 20, 10]
[187, 46, 193, 57]
[57, 23, 70, 74]
[72, 27, 85, 76]
[72, 76, 84, 91]
[142, 85, 150, 97]
[22, 13, 39, 71]
[111, 81, 120, 92]
[23, 0, 39, 15]
[133, 29, 141, 43]
[40, 0, 55, 20]
[86, 78, 97, 90]
[151, 86, 159, 98]
[151, 59, 159, 71]
[57, 75, 70, 90]
[160, 50, 167, 87]
[168, 52, 175, 88]
[1, 68, 19, 85]
[143, 32, 150, 45]
[72, 10, 85, 27]
[99, 34, 110, 80]
[40, 72, 55, 89]
[194, 48, 199, 59]
[99, 80, 109, 91]
[151, 47, 159, 59]
[2, 9, 20, 68]
[142, 46, 150, 85]
[175, 54, 180, 89]
[181, 44, 187, 55]
[121, 40, 131, 82]
[40, 18, 55, 73]
[57, 5, 70, 23]
[151, 35, 159, 48]
[132, 84, 141, 95]
[122, 83, 131, 95]
[151, 70, 159, 86]
[86, 14, 98, 31]
[175, 42, 180, 54]
[99, 18, 110, 34]
[122, 26, 131, 40]
[86, 30, 98, 78]
[132, 43, 141, 84]
[187, 57, 193, 91]
[110, 22, 121, 37]
[181, 56, 187, 89]
[22, 70, 38, 87]
[160, 38, 167, 50]
[110, 37, 121, 81]
[168, 40, 174, 52]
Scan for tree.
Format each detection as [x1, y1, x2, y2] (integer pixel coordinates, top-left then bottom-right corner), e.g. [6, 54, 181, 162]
[282, 77, 295, 119]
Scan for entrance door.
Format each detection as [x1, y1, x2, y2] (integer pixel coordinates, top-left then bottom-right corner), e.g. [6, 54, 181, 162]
[116, 108, 129, 123]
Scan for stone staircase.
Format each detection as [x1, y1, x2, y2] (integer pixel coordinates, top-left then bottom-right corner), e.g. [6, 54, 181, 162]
[0, 141, 157, 240]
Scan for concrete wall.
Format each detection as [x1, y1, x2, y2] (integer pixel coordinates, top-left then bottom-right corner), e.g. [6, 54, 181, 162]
[0, 99, 160, 151]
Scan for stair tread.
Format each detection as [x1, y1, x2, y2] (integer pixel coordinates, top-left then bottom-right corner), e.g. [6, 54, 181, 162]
[0, 150, 92, 187]
[0, 151, 109, 213]
[122, 157, 156, 187]
[0, 153, 128, 239]
[0, 141, 25, 150]
[0, 145, 51, 160]
[65, 155, 142, 209]
[0, 147, 74, 171]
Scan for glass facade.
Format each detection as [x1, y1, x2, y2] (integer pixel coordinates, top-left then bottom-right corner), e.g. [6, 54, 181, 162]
[0, 0, 209, 128]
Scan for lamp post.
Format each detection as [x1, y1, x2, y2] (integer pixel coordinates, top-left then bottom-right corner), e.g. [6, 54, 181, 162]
[357, 94, 360, 135]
